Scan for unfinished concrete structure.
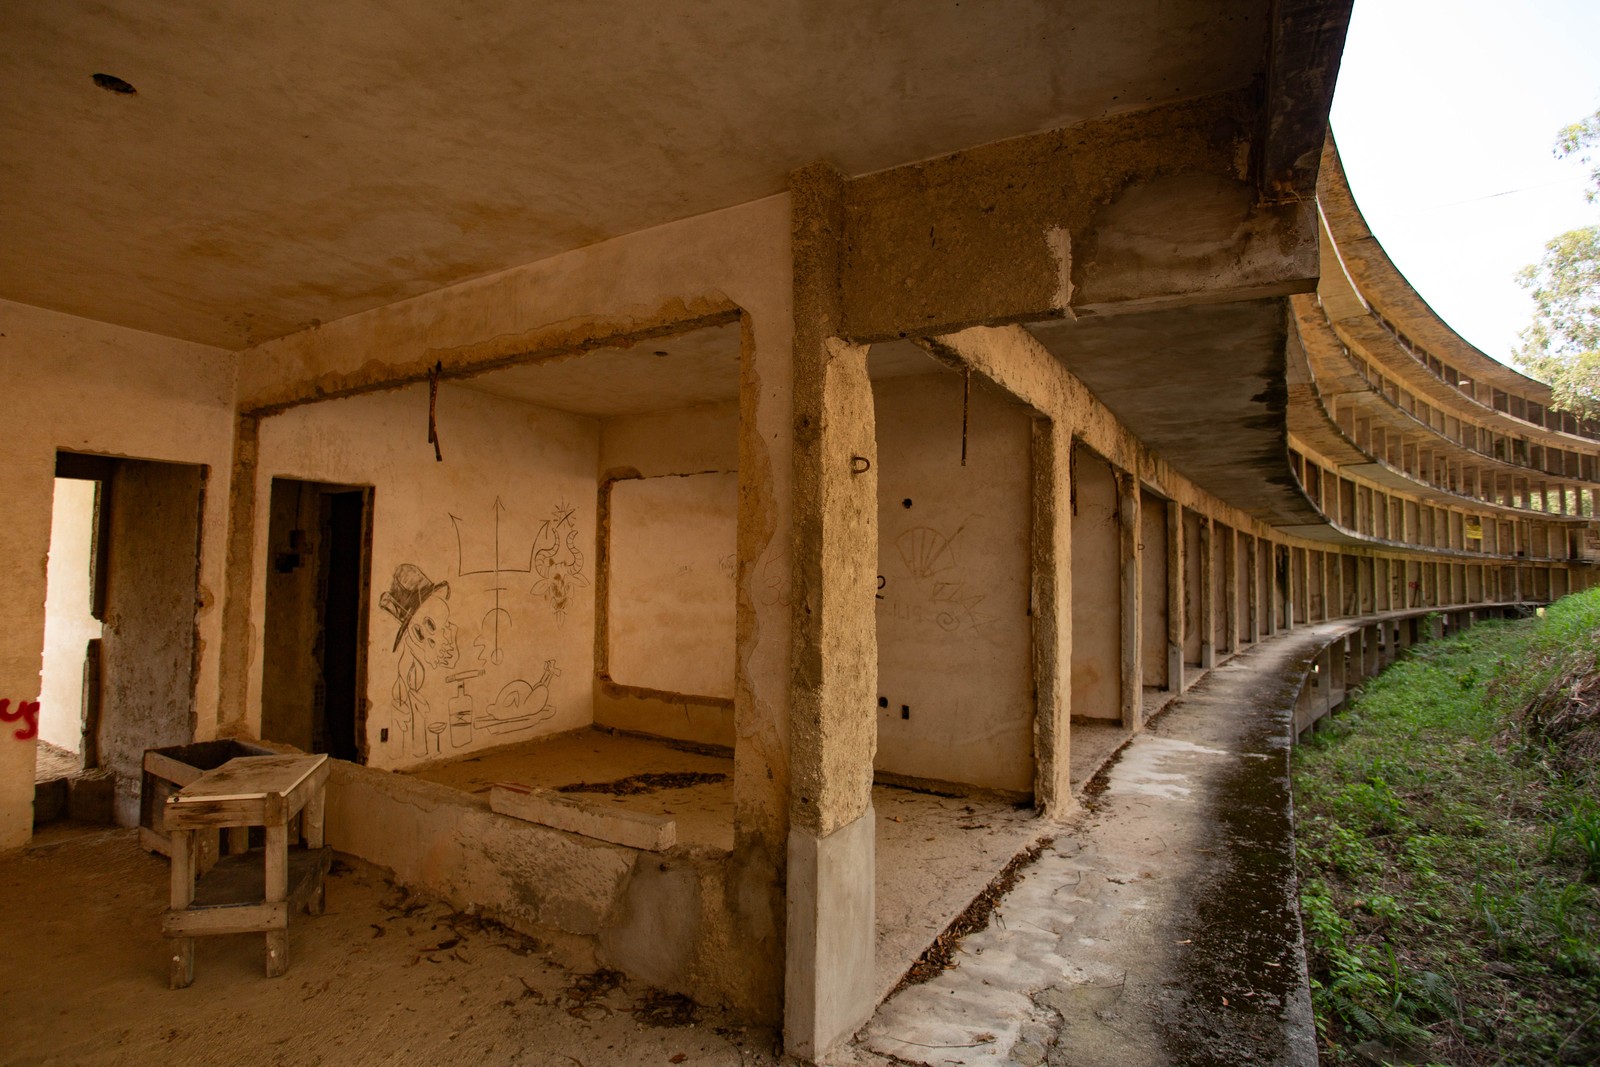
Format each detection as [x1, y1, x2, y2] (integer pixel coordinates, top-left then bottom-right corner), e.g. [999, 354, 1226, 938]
[4, 2, 1596, 1058]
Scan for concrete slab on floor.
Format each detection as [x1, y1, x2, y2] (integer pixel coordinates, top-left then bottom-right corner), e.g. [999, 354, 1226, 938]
[407, 727, 738, 849]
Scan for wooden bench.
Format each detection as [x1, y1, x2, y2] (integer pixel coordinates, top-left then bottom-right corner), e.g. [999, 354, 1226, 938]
[162, 753, 330, 988]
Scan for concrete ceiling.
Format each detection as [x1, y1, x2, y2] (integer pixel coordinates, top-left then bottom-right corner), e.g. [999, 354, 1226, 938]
[1028, 300, 1326, 528]
[1, 0, 1271, 349]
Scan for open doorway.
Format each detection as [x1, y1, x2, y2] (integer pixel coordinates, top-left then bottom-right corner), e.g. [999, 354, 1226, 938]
[40, 452, 207, 828]
[261, 478, 374, 763]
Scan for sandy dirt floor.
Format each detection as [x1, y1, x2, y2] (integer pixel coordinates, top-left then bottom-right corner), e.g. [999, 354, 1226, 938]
[1, 824, 782, 1067]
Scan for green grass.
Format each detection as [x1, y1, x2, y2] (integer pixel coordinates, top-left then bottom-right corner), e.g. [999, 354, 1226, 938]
[1294, 591, 1600, 1065]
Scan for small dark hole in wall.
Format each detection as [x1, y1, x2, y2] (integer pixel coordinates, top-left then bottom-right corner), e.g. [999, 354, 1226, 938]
[878, 696, 888, 708]
[380, 728, 389, 742]
[92, 73, 137, 94]
[901, 705, 910, 720]
[653, 350, 669, 357]
[902, 498, 913, 509]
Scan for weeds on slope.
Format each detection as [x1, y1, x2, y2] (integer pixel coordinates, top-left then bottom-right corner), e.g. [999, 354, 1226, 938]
[1294, 591, 1600, 1065]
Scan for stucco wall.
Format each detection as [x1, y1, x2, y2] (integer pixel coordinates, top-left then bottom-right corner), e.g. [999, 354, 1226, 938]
[0, 299, 235, 848]
[607, 471, 739, 699]
[251, 383, 600, 771]
[872, 373, 1034, 792]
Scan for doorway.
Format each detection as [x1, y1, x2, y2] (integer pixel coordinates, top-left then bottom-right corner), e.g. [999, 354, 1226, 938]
[43, 452, 207, 827]
[261, 478, 373, 763]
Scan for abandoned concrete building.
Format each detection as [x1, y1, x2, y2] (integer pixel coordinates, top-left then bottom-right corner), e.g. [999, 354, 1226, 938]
[5, 1, 1599, 1060]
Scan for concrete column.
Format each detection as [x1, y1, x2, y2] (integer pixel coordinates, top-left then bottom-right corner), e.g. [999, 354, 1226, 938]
[217, 415, 261, 737]
[1199, 516, 1215, 669]
[1273, 544, 1288, 634]
[1223, 527, 1238, 656]
[1326, 552, 1340, 619]
[1031, 419, 1072, 815]
[1167, 502, 1185, 692]
[785, 162, 878, 1061]
[1246, 536, 1261, 644]
[1117, 471, 1142, 730]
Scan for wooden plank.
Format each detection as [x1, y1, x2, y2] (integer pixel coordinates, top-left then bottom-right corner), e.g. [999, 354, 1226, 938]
[491, 783, 676, 851]
[168, 828, 194, 989]
[163, 797, 268, 830]
[143, 750, 205, 788]
[139, 825, 171, 857]
[173, 754, 326, 802]
[188, 847, 328, 908]
[164, 901, 287, 937]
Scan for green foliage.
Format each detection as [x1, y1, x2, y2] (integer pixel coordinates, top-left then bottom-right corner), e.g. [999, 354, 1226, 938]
[1516, 110, 1600, 421]
[1294, 592, 1600, 1064]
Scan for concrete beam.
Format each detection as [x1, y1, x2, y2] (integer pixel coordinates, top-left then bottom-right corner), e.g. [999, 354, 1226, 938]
[835, 90, 1319, 343]
[1259, 0, 1355, 203]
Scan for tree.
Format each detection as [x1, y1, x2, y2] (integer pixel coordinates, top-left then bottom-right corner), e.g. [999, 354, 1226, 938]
[1514, 109, 1600, 421]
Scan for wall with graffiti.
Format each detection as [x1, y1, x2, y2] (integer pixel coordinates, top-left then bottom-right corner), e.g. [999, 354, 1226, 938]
[872, 373, 1035, 793]
[252, 382, 599, 770]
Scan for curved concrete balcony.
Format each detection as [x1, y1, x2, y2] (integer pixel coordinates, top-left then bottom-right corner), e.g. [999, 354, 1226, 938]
[1317, 139, 1600, 446]
[1293, 297, 1598, 519]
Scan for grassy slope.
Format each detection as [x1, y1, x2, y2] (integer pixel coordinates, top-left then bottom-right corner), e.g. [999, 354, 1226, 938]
[1293, 592, 1600, 1066]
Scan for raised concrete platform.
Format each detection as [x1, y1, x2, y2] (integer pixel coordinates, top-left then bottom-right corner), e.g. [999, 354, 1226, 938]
[399, 727, 1049, 1023]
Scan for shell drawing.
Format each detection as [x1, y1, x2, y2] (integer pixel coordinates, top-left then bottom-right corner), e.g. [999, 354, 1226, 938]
[896, 526, 955, 578]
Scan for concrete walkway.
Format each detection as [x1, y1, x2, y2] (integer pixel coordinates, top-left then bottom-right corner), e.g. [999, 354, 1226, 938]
[839, 624, 1350, 1067]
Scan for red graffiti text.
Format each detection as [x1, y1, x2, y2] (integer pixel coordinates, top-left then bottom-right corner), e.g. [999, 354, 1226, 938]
[0, 699, 41, 741]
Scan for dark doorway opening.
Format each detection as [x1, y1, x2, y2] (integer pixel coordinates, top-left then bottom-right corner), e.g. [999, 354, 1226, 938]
[261, 479, 373, 763]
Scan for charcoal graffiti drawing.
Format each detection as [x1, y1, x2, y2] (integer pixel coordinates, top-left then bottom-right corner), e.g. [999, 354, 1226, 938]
[478, 661, 561, 735]
[381, 564, 459, 756]
[451, 497, 531, 665]
[531, 500, 587, 619]
[896, 525, 959, 578]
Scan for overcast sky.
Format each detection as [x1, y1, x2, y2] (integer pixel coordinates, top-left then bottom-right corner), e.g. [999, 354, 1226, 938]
[1329, 0, 1600, 365]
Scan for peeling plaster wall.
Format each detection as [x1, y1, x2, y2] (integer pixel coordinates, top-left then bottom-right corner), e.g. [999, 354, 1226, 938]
[872, 373, 1033, 793]
[251, 384, 599, 770]
[0, 299, 234, 849]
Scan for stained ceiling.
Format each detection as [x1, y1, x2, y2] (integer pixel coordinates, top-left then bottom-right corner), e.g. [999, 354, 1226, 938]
[1, 0, 1270, 349]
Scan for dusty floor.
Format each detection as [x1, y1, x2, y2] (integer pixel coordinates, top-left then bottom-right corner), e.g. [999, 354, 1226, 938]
[1, 824, 783, 1067]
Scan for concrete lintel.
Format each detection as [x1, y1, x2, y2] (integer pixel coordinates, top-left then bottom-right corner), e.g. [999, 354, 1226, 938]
[835, 90, 1319, 343]
[784, 808, 876, 1062]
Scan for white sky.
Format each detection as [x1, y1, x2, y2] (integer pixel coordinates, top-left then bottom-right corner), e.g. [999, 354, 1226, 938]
[1329, 0, 1600, 365]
